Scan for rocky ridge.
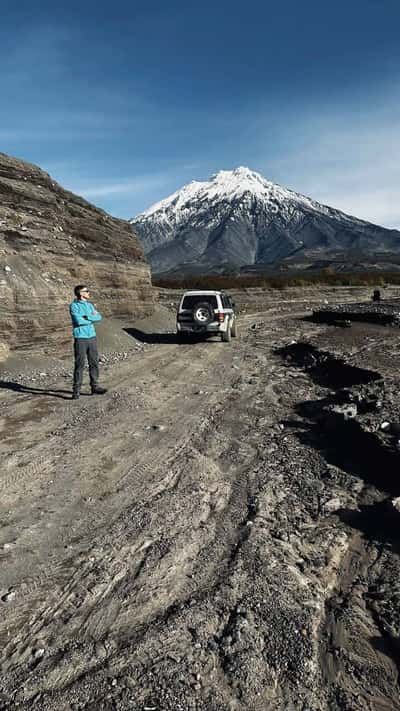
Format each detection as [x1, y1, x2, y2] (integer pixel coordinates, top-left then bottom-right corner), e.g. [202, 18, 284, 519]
[131, 167, 400, 274]
[0, 153, 154, 360]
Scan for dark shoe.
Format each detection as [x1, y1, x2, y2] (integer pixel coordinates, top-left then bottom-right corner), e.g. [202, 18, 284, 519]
[72, 392, 80, 400]
[91, 386, 107, 395]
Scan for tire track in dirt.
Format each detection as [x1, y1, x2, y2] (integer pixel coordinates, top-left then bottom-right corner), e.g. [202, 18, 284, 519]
[2, 310, 318, 709]
[0, 333, 253, 681]
[0, 456, 55, 494]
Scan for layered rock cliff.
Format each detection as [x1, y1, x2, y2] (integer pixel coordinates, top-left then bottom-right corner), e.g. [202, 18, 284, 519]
[0, 153, 155, 359]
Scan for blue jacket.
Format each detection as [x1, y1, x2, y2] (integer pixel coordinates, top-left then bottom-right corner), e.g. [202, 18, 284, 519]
[70, 299, 102, 339]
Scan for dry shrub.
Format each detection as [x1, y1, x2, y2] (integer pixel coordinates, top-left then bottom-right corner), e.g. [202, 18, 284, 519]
[154, 271, 399, 291]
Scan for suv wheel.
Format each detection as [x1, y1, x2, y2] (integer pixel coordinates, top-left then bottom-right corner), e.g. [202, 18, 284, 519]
[192, 302, 215, 326]
[231, 319, 238, 337]
[221, 325, 232, 343]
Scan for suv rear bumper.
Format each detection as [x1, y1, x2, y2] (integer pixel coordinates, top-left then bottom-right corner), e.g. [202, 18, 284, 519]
[177, 322, 226, 333]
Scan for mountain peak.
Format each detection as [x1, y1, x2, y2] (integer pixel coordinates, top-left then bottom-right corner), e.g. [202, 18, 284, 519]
[213, 166, 261, 179]
[131, 165, 400, 275]
[135, 166, 278, 221]
[210, 166, 271, 192]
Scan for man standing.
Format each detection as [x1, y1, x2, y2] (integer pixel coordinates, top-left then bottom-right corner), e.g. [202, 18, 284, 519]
[69, 285, 107, 400]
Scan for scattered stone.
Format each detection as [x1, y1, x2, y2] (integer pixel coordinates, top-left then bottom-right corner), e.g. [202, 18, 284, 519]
[331, 403, 358, 420]
[4, 265, 11, 272]
[323, 498, 342, 513]
[321, 403, 358, 427]
[381, 422, 400, 436]
[392, 497, 400, 513]
[313, 300, 400, 327]
[332, 319, 352, 328]
[1, 590, 16, 603]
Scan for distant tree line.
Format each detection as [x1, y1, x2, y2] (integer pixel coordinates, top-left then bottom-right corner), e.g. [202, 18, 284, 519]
[153, 270, 400, 291]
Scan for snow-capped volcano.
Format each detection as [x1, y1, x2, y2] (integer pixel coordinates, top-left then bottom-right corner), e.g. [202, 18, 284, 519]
[131, 167, 400, 274]
[141, 167, 322, 220]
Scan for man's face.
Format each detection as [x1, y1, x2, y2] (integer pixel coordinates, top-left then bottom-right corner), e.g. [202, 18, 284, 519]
[79, 288, 90, 301]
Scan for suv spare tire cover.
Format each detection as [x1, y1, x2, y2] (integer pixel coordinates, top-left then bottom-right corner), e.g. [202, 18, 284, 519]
[192, 302, 215, 325]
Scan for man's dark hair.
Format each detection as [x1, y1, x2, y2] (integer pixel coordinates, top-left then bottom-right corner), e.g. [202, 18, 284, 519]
[74, 284, 87, 299]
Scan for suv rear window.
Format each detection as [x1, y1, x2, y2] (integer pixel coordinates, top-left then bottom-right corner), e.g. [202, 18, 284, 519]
[181, 295, 218, 310]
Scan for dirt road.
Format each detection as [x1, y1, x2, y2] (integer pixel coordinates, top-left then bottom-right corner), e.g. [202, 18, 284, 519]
[1, 308, 400, 710]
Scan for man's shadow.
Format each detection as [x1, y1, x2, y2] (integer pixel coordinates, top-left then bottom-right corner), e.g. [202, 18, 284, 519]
[0, 380, 74, 400]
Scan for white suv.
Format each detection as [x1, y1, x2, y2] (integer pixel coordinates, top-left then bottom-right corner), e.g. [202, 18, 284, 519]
[176, 290, 237, 342]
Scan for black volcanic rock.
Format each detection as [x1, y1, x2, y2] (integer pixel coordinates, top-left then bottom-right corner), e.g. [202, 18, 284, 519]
[131, 167, 400, 274]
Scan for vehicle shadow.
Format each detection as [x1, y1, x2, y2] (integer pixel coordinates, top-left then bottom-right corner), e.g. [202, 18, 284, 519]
[124, 328, 181, 344]
[124, 328, 215, 344]
[0, 380, 74, 400]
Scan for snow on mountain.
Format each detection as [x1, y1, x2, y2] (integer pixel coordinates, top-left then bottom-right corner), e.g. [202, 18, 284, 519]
[131, 167, 400, 274]
[141, 167, 317, 217]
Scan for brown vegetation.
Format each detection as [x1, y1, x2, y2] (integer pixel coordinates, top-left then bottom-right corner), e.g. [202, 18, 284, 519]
[153, 270, 399, 291]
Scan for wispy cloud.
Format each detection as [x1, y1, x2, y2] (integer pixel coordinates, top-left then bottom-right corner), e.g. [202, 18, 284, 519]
[256, 86, 400, 229]
[55, 164, 203, 218]
[2, 19, 399, 229]
[77, 175, 173, 199]
[321, 188, 400, 227]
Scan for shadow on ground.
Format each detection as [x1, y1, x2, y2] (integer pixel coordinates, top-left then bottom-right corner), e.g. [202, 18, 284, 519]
[275, 342, 382, 388]
[336, 502, 400, 551]
[284, 412, 400, 497]
[124, 327, 218, 344]
[0, 380, 75, 400]
[278, 340, 400, 552]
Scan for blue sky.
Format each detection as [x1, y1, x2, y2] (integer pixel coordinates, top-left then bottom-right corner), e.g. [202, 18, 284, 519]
[1, 0, 399, 227]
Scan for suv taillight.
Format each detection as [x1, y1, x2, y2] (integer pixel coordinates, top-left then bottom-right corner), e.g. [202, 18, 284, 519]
[217, 312, 225, 322]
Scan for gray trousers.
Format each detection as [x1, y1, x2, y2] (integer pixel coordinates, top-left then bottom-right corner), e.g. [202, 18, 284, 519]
[73, 337, 99, 392]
